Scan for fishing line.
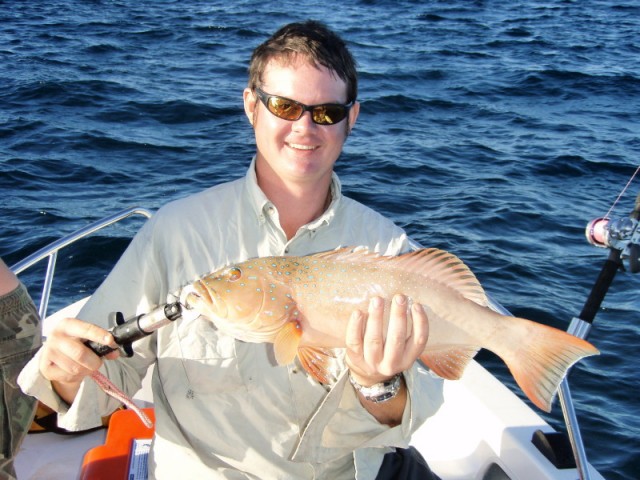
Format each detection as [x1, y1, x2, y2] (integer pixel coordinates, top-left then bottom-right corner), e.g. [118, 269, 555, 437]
[603, 164, 640, 219]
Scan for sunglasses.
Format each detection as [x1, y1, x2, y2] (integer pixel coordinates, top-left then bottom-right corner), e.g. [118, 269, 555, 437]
[254, 88, 353, 125]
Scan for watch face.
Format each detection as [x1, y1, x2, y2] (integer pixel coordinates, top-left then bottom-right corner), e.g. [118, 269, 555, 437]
[349, 373, 402, 403]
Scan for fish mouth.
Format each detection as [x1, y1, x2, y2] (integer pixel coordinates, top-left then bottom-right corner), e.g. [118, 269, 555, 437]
[181, 281, 226, 317]
[179, 284, 201, 310]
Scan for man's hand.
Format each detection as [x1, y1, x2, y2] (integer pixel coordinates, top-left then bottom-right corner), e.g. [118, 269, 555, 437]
[344, 295, 428, 426]
[346, 294, 428, 387]
[39, 317, 118, 404]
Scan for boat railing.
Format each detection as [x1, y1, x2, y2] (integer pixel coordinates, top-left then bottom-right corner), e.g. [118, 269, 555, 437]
[10, 206, 153, 320]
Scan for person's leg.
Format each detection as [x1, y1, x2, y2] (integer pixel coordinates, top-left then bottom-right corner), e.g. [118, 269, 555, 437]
[0, 284, 41, 479]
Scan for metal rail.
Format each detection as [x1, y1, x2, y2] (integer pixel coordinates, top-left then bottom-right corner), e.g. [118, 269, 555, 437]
[11, 207, 153, 319]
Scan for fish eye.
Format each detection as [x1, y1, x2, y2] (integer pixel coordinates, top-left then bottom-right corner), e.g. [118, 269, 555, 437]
[227, 267, 242, 282]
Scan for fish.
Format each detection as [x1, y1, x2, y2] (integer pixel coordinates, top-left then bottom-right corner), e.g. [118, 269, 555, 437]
[181, 247, 599, 412]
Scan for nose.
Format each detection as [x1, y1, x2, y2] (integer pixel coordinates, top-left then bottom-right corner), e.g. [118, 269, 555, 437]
[291, 110, 316, 131]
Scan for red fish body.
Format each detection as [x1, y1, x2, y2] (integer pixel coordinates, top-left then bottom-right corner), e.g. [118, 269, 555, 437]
[183, 247, 599, 412]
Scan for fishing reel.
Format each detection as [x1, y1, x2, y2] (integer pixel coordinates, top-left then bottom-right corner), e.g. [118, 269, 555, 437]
[585, 216, 640, 273]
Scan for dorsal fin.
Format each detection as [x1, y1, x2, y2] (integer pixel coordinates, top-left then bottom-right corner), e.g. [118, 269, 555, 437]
[312, 247, 488, 307]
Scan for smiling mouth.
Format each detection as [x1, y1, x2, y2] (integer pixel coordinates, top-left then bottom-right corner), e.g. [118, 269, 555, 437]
[287, 142, 318, 151]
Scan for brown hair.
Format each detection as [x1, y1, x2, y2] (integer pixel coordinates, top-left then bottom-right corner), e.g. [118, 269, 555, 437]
[248, 20, 358, 103]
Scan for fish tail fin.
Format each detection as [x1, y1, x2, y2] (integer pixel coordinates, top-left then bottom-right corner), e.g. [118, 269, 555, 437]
[505, 319, 599, 412]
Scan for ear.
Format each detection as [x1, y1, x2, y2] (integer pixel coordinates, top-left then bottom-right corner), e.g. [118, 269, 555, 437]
[243, 88, 257, 126]
[348, 100, 360, 133]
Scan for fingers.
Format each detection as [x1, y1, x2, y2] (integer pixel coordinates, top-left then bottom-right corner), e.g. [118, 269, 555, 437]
[363, 296, 385, 367]
[408, 302, 429, 359]
[345, 309, 365, 358]
[384, 295, 409, 359]
[346, 295, 429, 384]
[40, 317, 117, 384]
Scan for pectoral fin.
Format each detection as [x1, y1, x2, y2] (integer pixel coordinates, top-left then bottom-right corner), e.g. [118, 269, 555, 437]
[273, 323, 337, 385]
[273, 321, 302, 365]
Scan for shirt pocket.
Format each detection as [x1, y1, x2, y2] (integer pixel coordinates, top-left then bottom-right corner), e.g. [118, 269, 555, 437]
[171, 316, 247, 394]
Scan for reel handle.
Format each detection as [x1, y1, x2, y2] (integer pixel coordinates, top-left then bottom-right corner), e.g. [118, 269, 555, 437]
[84, 312, 143, 357]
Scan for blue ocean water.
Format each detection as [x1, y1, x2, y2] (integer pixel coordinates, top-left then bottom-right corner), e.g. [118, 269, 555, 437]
[1, 1, 639, 478]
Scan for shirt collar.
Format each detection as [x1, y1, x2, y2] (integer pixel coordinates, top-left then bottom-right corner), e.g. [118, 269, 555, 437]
[245, 156, 271, 218]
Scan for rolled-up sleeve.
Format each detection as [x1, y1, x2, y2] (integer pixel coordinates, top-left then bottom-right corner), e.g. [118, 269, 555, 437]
[292, 362, 443, 472]
[18, 350, 107, 431]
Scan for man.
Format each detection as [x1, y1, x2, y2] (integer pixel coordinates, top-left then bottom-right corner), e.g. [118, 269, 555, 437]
[19, 21, 443, 479]
[1, 258, 41, 480]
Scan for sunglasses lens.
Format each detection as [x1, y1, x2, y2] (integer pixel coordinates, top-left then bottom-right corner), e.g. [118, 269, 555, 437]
[259, 89, 350, 125]
[312, 105, 347, 125]
[267, 97, 303, 121]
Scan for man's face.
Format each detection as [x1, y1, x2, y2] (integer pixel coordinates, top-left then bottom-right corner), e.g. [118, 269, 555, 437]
[244, 57, 359, 190]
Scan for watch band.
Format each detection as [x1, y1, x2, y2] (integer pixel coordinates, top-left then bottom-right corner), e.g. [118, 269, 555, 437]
[349, 373, 403, 403]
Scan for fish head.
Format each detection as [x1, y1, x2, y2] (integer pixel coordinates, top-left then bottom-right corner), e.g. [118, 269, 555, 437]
[181, 262, 290, 342]
[186, 265, 264, 322]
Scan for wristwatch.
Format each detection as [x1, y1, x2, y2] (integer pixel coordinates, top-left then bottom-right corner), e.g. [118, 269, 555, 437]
[349, 373, 403, 403]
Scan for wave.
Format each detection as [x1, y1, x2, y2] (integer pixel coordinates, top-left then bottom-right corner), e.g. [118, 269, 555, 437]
[92, 100, 240, 125]
[4, 79, 140, 107]
[0, 157, 134, 188]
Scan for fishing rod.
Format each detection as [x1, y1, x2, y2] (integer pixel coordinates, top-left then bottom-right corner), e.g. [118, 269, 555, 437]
[557, 172, 640, 480]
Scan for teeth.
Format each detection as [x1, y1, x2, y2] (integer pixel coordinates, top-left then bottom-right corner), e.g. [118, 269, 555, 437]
[288, 143, 316, 151]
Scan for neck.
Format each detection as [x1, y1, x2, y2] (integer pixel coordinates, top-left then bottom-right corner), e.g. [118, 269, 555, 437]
[281, 190, 332, 239]
[256, 165, 333, 240]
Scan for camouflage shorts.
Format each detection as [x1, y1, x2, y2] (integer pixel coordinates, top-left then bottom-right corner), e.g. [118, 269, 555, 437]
[1, 283, 41, 480]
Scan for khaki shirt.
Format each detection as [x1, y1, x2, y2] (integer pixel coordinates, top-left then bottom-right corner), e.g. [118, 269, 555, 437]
[20, 159, 443, 479]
